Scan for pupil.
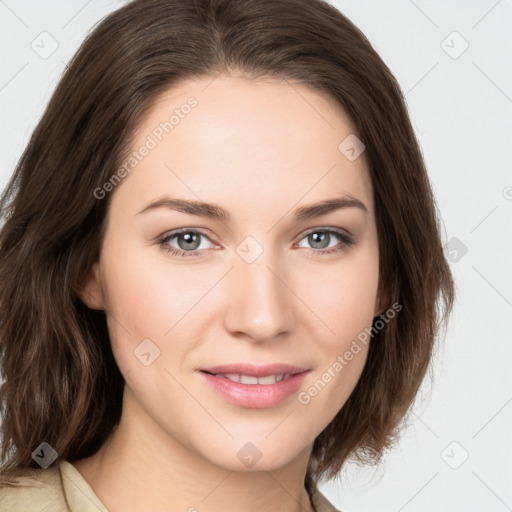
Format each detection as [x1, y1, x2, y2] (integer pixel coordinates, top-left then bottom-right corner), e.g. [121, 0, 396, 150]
[310, 232, 329, 249]
[180, 232, 199, 250]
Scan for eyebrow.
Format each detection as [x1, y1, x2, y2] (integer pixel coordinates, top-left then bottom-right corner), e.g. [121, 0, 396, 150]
[136, 195, 368, 222]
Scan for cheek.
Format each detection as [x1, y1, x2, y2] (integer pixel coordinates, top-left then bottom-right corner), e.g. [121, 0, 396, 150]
[295, 263, 376, 427]
[298, 341, 369, 436]
[98, 244, 172, 371]
[295, 251, 379, 346]
[103, 243, 200, 334]
[292, 249, 378, 417]
[100, 243, 220, 373]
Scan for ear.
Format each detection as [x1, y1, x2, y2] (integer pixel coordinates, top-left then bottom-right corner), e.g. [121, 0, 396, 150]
[77, 261, 105, 310]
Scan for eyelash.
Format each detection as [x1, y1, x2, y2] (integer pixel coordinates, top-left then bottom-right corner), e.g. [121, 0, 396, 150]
[157, 227, 356, 259]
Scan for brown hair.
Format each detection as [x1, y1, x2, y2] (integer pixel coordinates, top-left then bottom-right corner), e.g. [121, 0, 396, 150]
[0, 0, 455, 497]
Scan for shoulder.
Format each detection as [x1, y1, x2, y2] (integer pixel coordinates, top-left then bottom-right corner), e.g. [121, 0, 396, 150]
[312, 487, 343, 512]
[0, 465, 68, 511]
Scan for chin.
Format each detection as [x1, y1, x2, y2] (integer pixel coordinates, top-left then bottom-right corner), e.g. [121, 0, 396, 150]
[197, 438, 306, 473]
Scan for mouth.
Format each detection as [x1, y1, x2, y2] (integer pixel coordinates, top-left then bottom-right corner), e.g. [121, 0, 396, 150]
[199, 362, 309, 378]
[201, 371, 299, 385]
[198, 363, 310, 408]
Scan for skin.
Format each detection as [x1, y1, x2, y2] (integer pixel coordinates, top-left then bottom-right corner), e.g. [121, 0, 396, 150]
[74, 74, 385, 512]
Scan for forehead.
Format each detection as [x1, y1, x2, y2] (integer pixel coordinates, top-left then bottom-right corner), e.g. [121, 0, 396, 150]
[112, 74, 374, 220]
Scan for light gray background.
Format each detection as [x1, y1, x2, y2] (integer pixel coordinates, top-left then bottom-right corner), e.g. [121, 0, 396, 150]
[1, 1, 511, 511]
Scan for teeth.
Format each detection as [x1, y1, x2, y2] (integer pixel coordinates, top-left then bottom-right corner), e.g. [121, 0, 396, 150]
[240, 374, 258, 385]
[214, 373, 292, 384]
[223, 372, 241, 383]
[257, 374, 280, 384]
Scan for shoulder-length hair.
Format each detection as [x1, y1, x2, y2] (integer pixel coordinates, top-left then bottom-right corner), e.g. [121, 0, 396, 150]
[0, 0, 455, 494]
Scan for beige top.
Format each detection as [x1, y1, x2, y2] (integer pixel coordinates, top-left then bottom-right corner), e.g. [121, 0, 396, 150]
[0, 460, 341, 511]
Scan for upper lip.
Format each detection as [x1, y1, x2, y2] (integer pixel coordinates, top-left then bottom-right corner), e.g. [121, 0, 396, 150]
[200, 363, 310, 377]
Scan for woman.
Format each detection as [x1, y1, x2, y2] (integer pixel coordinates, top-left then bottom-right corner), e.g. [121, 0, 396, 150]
[0, 0, 455, 511]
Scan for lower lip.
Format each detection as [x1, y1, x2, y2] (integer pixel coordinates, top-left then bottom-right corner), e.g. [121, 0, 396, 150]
[199, 371, 310, 409]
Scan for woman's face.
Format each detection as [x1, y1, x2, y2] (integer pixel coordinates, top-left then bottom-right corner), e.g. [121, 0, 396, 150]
[82, 74, 382, 472]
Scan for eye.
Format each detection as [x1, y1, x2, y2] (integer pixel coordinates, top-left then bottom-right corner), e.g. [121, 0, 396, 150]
[157, 227, 356, 259]
[296, 228, 355, 255]
[157, 229, 216, 258]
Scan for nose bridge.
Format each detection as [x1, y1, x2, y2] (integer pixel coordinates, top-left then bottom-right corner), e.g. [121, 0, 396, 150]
[223, 245, 294, 341]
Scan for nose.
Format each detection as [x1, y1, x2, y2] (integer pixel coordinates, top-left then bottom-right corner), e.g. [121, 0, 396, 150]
[222, 251, 295, 342]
